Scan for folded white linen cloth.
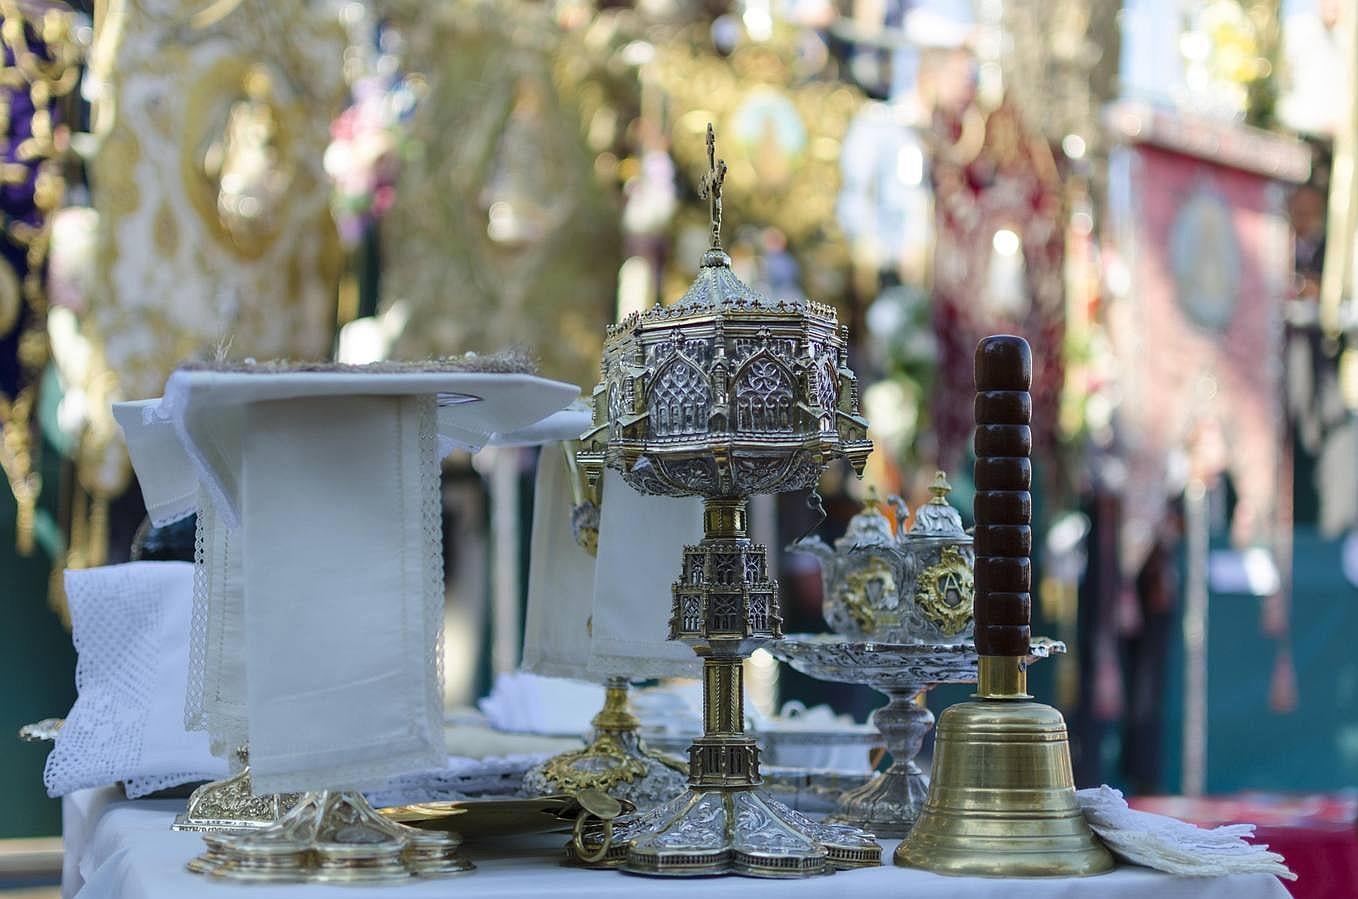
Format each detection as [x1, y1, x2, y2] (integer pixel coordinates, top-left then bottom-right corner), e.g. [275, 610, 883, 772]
[520, 443, 598, 681]
[111, 401, 197, 526]
[43, 563, 227, 799]
[588, 468, 704, 679]
[1077, 785, 1296, 880]
[119, 367, 576, 795]
[237, 393, 446, 792]
[489, 403, 593, 449]
[185, 488, 248, 758]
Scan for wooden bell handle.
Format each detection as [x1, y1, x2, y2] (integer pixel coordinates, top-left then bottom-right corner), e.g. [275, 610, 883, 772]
[973, 335, 1032, 658]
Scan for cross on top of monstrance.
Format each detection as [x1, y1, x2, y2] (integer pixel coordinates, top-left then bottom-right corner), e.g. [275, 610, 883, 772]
[699, 122, 727, 248]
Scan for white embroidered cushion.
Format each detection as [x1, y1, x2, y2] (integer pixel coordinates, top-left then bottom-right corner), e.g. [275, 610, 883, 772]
[43, 562, 225, 798]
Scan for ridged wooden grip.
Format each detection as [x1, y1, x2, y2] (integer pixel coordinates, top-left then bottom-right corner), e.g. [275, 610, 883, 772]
[973, 336, 1032, 657]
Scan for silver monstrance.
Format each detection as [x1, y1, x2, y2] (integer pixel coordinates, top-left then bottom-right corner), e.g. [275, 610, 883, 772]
[575, 125, 880, 878]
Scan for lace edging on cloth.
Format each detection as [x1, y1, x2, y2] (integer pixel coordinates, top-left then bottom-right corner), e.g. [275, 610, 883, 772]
[176, 349, 538, 375]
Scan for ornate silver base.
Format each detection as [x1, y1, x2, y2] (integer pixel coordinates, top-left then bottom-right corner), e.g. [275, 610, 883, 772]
[771, 636, 1065, 839]
[523, 678, 688, 814]
[187, 790, 473, 883]
[577, 785, 880, 878]
[172, 746, 300, 833]
[172, 764, 301, 833]
[568, 500, 881, 877]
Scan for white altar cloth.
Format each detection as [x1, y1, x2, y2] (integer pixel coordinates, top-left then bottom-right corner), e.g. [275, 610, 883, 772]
[63, 790, 1290, 899]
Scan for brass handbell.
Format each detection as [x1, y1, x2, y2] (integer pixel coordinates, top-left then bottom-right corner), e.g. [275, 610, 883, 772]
[896, 336, 1113, 877]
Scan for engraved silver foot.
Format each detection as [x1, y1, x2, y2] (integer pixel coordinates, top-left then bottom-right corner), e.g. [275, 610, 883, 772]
[172, 746, 301, 833]
[188, 790, 473, 883]
[581, 786, 879, 878]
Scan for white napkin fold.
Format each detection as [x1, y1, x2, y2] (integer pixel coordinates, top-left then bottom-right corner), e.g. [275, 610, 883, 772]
[521, 443, 597, 681]
[239, 394, 445, 793]
[44, 563, 227, 799]
[123, 368, 577, 794]
[478, 671, 603, 735]
[588, 469, 704, 679]
[1077, 785, 1296, 880]
[112, 401, 198, 527]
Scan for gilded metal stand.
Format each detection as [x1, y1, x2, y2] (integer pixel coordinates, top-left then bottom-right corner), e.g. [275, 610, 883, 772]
[575, 124, 878, 878]
[173, 746, 300, 833]
[188, 790, 472, 883]
[525, 676, 687, 810]
[580, 501, 881, 877]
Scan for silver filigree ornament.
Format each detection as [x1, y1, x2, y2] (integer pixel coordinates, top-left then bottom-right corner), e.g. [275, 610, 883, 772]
[792, 472, 974, 644]
[575, 125, 877, 879]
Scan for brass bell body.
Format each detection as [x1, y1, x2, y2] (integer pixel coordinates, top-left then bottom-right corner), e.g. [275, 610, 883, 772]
[894, 695, 1113, 876]
[899, 335, 1113, 878]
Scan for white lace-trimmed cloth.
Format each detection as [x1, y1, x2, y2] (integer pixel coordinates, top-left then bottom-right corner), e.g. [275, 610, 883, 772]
[111, 401, 198, 526]
[1078, 786, 1297, 881]
[43, 563, 227, 799]
[521, 443, 704, 688]
[44, 561, 544, 801]
[587, 468, 705, 680]
[520, 442, 599, 681]
[112, 367, 577, 795]
[232, 393, 446, 793]
[186, 490, 248, 759]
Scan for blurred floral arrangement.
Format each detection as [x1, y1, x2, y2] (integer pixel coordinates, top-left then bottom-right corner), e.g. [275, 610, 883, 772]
[323, 32, 421, 248]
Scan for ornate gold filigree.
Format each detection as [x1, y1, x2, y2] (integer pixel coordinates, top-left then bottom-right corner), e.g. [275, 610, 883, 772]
[174, 769, 300, 832]
[64, 0, 344, 589]
[374, 0, 619, 389]
[915, 544, 974, 636]
[172, 745, 300, 832]
[836, 556, 897, 635]
[540, 734, 649, 795]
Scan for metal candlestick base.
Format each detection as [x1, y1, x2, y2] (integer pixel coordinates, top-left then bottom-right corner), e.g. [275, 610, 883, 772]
[187, 790, 472, 883]
[772, 636, 1064, 838]
[525, 677, 687, 813]
[573, 505, 882, 878]
[172, 746, 300, 833]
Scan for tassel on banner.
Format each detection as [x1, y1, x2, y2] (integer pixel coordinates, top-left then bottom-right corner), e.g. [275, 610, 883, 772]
[1269, 645, 1299, 714]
